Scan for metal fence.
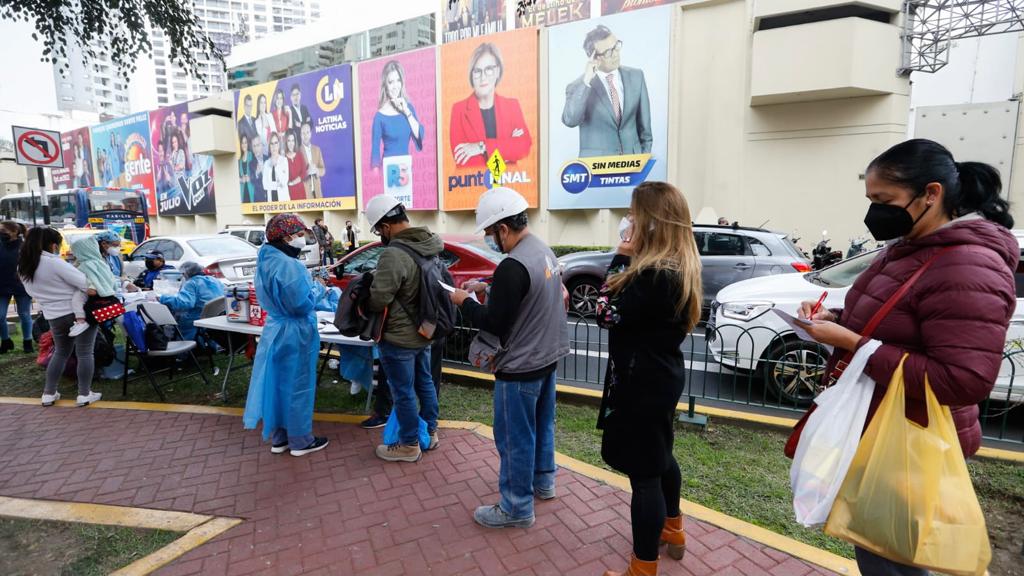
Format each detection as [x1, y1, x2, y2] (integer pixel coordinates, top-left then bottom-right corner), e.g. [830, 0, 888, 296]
[442, 312, 1024, 446]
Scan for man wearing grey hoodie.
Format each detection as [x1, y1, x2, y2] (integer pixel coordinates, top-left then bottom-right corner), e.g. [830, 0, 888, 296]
[365, 195, 443, 463]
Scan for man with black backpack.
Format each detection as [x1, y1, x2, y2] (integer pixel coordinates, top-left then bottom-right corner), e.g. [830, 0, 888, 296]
[365, 194, 452, 463]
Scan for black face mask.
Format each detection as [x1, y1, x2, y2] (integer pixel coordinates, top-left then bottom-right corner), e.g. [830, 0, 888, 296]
[379, 225, 391, 246]
[864, 196, 930, 241]
[146, 260, 159, 271]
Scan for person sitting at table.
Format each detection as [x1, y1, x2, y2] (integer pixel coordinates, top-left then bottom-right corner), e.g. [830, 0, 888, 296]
[157, 261, 226, 341]
[133, 250, 176, 289]
[242, 213, 329, 457]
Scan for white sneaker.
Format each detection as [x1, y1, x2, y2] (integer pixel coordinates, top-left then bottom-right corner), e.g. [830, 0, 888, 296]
[41, 392, 60, 406]
[68, 322, 89, 338]
[350, 381, 361, 395]
[76, 391, 101, 406]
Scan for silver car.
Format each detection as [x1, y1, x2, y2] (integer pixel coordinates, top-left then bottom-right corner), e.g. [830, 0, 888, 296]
[124, 235, 259, 288]
[558, 224, 812, 316]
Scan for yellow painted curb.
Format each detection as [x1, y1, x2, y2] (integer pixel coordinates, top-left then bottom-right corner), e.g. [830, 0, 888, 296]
[0, 496, 242, 576]
[111, 517, 242, 576]
[0, 496, 211, 532]
[976, 446, 1024, 463]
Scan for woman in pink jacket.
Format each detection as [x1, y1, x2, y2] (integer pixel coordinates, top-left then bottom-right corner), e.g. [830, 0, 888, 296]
[800, 139, 1016, 575]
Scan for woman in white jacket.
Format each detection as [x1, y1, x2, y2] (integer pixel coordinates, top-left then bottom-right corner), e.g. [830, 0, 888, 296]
[19, 227, 102, 407]
[262, 132, 290, 203]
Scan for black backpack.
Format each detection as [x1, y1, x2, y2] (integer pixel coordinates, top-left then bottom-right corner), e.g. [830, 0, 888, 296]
[333, 272, 386, 342]
[391, 243, 456, 341]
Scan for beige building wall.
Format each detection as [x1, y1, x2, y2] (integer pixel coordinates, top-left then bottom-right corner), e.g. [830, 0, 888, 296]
[159, 0, 913, 251]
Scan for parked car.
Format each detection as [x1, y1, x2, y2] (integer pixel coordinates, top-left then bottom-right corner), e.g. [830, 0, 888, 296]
[219, 224, 321, 268]
[124, 235, 259, 287]
[327, 234, 502, 291]
[709, 232, 1024, 405]
[558, 224, 811, 316]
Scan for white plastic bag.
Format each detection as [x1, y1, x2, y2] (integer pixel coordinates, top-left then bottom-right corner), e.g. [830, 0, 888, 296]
[790, 339, 881, 527]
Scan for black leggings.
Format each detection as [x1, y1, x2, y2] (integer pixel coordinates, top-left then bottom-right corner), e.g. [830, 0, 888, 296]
[627, 458, 682, 561]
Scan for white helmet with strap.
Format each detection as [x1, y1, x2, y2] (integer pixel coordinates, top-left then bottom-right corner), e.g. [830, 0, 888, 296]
[364, 194, 404, 229]
[474, 187, 529, 234]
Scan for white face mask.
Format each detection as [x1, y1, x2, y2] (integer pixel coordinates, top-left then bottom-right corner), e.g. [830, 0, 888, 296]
[106, 246, 121, 257]
[618, 216, 633, 242]
[287, 236, 306, 250]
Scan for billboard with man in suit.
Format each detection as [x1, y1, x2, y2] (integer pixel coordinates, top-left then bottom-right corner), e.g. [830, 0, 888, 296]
[548, 6, 671, 209]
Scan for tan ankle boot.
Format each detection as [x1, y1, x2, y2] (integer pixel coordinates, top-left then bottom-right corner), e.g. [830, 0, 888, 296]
[660, 515, 686, 560]
[602, 554, 658, 576]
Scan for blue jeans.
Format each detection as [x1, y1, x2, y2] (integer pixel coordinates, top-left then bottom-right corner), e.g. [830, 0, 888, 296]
[494, 372, 557, 519]
[379, 341, 438, 446]
[272, 428, 314, 451]
[855, 548, 929, 575]
[1, 294, 32, 340]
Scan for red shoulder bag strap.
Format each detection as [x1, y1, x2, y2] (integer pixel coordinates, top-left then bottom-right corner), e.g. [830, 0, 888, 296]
[784, 245, 956, 459]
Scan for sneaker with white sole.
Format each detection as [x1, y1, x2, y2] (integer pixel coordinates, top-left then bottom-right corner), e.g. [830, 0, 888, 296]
[473, 504, 535, 529]
[41, 392, 61, 406]
[290, 437, 329, 457]
[76, 391, 101, 406]
[270, 442, 289, 454]
[349, 381, 361, 395]
[68, 322, 89, 338]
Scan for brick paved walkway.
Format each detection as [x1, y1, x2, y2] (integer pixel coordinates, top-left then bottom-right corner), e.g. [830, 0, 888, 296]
[0, 404, 838, 575]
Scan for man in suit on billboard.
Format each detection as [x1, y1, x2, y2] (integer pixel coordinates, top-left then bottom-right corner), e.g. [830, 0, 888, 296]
[238, 94, 259, 147]
[287, 84, 312, 144]
[561, 24, 652, 158]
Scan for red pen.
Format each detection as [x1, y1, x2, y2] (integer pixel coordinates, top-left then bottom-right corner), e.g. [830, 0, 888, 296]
[809, 291, 828, 319]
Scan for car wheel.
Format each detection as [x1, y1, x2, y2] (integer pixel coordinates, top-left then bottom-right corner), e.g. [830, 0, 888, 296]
[567, 277, 602, 317]
[762, 339, 829, 406]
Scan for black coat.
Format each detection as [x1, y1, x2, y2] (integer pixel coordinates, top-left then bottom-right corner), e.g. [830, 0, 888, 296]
[596, 255, 688, 478]
[0, 237, 27, 297]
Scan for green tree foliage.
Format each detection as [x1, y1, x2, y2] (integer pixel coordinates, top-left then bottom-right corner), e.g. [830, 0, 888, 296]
[0, 0, 223, 81]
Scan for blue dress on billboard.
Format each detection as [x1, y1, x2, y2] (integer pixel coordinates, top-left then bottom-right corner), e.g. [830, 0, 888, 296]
[370, 103, 424, 169]
[243, 243, 321, 443]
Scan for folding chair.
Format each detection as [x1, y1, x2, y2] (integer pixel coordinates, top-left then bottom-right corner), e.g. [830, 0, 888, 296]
[123, 302, 212, 400]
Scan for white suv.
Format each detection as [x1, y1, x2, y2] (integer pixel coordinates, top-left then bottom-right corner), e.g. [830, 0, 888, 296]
[220, 225, 321, 268]
[708, 237, 1024, 406]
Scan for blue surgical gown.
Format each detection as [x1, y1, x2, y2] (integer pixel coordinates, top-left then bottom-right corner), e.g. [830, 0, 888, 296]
[243, 245, 321, 440]
[159, 275, 226, 340]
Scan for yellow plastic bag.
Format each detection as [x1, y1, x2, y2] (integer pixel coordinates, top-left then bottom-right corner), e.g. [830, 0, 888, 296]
[825, 357, 991, 576]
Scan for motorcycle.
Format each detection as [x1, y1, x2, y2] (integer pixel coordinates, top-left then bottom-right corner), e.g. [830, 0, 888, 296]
[812, 231, 843, 270]
[846, 236, 872, 258]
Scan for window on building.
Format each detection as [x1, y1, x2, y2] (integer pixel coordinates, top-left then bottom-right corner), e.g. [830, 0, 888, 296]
[61, 96, 73, 102]
[254, 14, 265, 22]
[157, 87, 168, 94]
[156, 77, 166, 85]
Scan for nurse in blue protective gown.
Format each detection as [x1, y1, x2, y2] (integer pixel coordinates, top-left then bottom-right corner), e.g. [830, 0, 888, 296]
[242, 213, 330, 457]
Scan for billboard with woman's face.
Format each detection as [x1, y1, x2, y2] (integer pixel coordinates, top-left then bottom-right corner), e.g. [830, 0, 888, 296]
[547, 6, 671, 209]
[441, 27, 539, 211]
[52, 126, 93, 190]
[234, 64, 356, 214]
[149, 103, 216, 215]
[357, 47, 438, 211]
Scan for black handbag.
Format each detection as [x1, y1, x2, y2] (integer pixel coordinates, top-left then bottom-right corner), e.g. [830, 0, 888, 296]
[138, 306, 177, 352]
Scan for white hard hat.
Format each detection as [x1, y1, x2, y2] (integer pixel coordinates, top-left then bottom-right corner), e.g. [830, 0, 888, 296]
[474, 187, 529, 234]
[364, 194, 403, 228]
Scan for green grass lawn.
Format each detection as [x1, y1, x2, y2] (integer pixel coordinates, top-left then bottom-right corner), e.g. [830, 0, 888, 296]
[0, 517, 180, 576]
[2, 324, 1021, 566]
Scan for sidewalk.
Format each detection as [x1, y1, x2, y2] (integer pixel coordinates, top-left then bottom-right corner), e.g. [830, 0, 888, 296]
[0, 402, 843, 575]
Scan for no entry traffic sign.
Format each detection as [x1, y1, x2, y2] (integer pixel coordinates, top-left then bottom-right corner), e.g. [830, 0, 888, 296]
[11, 125, 64, 168]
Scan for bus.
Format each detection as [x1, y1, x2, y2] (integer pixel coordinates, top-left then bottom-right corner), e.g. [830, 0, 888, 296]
[0, 187, 150, 242]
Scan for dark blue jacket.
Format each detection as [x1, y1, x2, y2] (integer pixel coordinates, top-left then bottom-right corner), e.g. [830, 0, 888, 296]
[0, 237, 27, 297]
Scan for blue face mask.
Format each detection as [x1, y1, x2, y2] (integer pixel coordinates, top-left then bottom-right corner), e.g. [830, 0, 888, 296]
[485, 234, 502, 253]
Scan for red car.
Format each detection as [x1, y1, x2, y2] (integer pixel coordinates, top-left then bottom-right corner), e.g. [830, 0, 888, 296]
[328, 234, 502, 291]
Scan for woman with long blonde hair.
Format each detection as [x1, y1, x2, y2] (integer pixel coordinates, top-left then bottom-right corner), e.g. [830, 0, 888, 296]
[596, 181, 702, 576]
